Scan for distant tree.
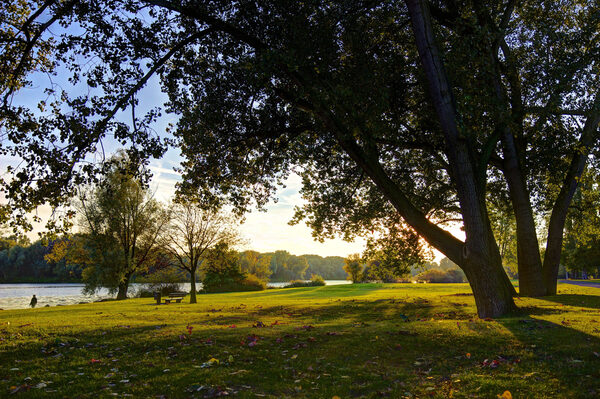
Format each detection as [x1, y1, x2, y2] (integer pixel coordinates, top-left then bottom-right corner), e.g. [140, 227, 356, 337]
[161, 200, 240, 303]
[343, 253, 363, 284]
[268, 251, 309, 281]
[0, 240, 55, 282]
[439, 257, 457, 271]
[303, 255, 346, 280]
[287, 256, 309, 281]
[201, 242, 246, 292]
[239, 250, 272, 282]
[417, 268, 465, 283]
[268, 250, 290, 281]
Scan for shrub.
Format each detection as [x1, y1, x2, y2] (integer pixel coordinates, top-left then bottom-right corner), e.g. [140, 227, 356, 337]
[445, 268, 466, 283]
[136, 282, 183, 297]
[202, 273, 266, 293]
[416, 268, 465, 283]
[284, 274, 326, 288]
[310, 273, 325, 285]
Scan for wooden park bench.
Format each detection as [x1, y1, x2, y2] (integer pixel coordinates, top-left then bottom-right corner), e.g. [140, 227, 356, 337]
[154, 292, 187, 304]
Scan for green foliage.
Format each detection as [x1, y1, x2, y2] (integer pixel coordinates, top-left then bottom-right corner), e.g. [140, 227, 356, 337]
[310, 273, 325, 285]
[561, 169, 600, 275]
[201, 242, 248, 293]
[64, 155, 169, 298]
[239, 251, 272, 282]
[362, 220, 430, 282]
[203, 275, 266, 293]
[240, 273, 267, 291]
[302, 255, 347, 280]
[416, 268, 466, 283]
[0, 238, 81, 283]
[284, 274, 326, 288]
[487, 193, 519, 278]
[343, 253, 363, 283]
[267, 251, 309, 281]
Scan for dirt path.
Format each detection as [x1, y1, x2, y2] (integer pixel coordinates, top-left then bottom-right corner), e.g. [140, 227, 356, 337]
[559, 280, 600, 289]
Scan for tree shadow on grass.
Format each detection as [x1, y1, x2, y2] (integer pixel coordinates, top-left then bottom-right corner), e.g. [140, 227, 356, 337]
[495, 305, 600, 397]
[534, 294, 600, 310]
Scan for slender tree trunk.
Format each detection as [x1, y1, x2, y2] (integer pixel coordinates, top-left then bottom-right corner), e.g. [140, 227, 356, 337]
[500, 128, 546, 296]
[542, 98, 600, 295]
[189, 266, 197, 304]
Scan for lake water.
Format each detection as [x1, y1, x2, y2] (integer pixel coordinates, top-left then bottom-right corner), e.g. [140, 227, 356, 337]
[0, 280, 351, 310]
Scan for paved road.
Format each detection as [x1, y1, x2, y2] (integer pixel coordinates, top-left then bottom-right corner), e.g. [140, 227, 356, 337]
[559, 280, 600, 288]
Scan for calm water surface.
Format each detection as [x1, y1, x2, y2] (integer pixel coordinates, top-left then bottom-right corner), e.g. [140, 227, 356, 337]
[0, 280, 350, 310]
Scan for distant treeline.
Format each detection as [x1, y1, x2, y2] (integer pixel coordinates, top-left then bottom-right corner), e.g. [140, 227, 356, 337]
[0, 237, 81, 283]
[0, 237, 346, 283]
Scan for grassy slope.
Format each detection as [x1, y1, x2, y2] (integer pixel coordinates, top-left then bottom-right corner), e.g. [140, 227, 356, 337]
[1, 283, 600, 398]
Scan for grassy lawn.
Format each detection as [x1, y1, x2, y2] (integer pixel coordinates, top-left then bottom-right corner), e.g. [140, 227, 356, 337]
[1, 283, 600, 398]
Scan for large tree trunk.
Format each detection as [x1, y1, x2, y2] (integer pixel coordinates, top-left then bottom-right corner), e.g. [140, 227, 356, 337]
[463, 253, 516, 318]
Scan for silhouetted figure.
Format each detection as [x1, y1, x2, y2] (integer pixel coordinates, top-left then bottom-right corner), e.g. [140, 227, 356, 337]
[29, 295, 37, 308]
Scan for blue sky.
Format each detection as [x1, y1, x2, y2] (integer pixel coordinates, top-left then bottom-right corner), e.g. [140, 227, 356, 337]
[1, 65, 368, 257]
[148, 157, 367, 257]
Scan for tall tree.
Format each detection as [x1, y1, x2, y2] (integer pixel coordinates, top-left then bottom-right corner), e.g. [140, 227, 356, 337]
[161, 200, 240, 303]
[343, 253, 363, 284]
[74, 157, 169, 299]
[1, 1, 599, 316]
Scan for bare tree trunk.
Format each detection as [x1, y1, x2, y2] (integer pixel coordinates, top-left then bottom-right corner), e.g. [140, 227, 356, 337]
[189, 266, 197, 304]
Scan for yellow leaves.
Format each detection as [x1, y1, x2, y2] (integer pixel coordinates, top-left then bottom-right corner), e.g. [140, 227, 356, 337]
[44, 240, 69, 263]
[497, 391, 512, 399]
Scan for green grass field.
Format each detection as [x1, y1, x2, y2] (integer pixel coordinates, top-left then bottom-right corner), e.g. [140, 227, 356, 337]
[2, 283, 600, 398]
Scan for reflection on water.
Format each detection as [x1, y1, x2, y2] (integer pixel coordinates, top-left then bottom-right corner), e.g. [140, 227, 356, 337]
[0, 280, 350, 310]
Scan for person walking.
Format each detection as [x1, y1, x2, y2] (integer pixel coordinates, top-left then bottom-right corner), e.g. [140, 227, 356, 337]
[29, 295, 37, 308]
